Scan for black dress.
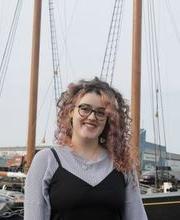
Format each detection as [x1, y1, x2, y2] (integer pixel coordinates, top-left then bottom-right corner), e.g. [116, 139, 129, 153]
[49, 148, 126, 220]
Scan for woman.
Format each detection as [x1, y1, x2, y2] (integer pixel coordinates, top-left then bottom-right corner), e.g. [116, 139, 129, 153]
[24, 77, 148, 220]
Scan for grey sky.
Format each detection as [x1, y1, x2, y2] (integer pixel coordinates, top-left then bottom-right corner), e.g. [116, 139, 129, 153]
[0, 0, 180, 154]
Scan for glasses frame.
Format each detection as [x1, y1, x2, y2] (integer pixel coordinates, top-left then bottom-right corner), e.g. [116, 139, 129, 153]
[76, 104, 107, 121]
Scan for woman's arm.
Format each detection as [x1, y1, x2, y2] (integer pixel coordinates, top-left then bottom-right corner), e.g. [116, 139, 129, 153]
[24, 149, 54, 220]
[123, 171, 148, 220]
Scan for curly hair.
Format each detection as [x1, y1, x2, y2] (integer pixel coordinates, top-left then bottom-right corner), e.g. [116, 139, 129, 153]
[55, 77, 135, 173]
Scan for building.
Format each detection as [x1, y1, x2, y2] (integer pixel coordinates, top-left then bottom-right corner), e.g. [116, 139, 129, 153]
[1, 132, 180, 173]
[140, 129, 180, 172]
[0, 145, 48, 168]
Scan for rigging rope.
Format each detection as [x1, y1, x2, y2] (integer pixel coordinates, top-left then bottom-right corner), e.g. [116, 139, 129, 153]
[165, 0, 180, 45]
[35, 78, 53, 143]
[41, 91, 54, 144]
[100, 0, 125, 85]
[152, 0, 167, 153]
[0, 210, 23, 219]
[37, 78, 53, 116]
[0, 1, 4, 38]
[0, 0, 23, 97]
[144, 0, 168, 169]
[48, 0, 63, 105]
[148, 0, 162, 152]
[143, 1, 158, 169]
[56, 0, 79, 83]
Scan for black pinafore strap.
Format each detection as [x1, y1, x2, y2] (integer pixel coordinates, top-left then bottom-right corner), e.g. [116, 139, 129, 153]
[50, 147, 62, 167]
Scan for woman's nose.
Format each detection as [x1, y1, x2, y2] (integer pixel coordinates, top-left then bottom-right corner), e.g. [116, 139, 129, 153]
[87, 110, 96, 120]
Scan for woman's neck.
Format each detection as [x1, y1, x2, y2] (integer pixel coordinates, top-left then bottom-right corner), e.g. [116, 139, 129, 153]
[70, 137, 102, 161]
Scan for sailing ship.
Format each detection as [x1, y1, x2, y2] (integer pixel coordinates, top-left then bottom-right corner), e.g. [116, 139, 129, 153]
[0, 0, 180, 219]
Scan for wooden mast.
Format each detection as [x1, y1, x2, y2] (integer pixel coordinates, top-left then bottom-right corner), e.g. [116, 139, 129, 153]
[25, 0, 42, 172]
[131, 0, 142, 173]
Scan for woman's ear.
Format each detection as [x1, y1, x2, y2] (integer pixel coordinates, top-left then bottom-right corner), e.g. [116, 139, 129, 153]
[68, 110, 74, 127]
[69, 109, 74, 118]
[67, 109, 73, 128]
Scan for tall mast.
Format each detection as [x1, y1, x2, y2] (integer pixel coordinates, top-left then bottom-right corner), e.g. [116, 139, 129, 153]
[131, 0, 142, 172]
[25, 0, 42, 172]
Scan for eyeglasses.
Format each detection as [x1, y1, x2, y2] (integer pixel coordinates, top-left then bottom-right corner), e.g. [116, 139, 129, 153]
[76, 104, 107, 121]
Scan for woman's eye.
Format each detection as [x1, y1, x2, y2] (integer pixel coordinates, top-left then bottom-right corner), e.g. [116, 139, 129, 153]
[80, 106, 91, 112]
[97, 111, 105, 116]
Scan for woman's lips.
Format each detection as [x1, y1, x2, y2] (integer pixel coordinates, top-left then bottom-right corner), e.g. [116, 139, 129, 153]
[83, 122, 97, 128]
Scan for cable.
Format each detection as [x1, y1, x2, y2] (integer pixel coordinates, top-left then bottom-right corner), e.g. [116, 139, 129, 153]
[40, 90, 54, 144]
[28, 78, 54, 142]
[56, 0, 79, 83]
[144, 0, 168, 181]
[49, 0, 63, 105]
[0, 209, 24, 218]
[0, 205, 23, 218]
[151, 0, 167, 155]
[0, 0, 23, 97]
[100, 0, 125, 85]
[165, 0, 180, 45]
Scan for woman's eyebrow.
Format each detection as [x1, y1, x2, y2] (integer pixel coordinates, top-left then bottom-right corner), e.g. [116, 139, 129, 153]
[79, 103, 105, 109]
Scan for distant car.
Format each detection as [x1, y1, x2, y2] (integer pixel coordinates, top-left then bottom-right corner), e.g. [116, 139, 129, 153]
[140, 171, 155, 185]
[140, 170, 177, 185]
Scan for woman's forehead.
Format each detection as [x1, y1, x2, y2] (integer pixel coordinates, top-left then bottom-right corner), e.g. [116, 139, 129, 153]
[77, 92, 103, 105]
[73, 91, 115, 108]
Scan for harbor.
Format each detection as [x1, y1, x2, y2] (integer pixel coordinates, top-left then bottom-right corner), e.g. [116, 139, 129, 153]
[0, 0, 180, 219]
[0, 137, 180, 219]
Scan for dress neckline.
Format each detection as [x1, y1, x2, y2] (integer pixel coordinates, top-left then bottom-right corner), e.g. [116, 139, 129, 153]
[56, 145, 109, 164]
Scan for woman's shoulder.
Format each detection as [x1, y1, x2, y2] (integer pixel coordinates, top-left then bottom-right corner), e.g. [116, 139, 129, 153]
[30, 145, 71, 171]
[32, 146, 65, 161]
[26, 147, 61, 179]
[29, 148, 52, 167]
[33, 147, 51, 158]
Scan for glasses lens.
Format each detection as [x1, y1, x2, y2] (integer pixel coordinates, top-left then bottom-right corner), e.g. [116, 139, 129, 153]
[95, 110, 106, 120]
[78, 104, 92, 117]
[78, 104, 106, 120]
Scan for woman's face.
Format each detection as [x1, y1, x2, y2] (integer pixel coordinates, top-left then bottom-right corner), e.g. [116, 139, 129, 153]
[71, 92, 107, 142]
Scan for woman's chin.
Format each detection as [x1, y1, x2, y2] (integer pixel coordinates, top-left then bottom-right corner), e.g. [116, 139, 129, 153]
[80, 132, 99, 141]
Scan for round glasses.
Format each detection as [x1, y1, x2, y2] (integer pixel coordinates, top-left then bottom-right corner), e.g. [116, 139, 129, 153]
[76, 104, 107, 121]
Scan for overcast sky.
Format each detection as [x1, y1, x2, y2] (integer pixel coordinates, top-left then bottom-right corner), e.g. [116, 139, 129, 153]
[0, 0, 180, 154]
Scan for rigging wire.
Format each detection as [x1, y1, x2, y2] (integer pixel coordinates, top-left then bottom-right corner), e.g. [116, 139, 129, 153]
[148, 0, 162, 162]
[40, 90, 54, 144]
[143, 1, 156, 144]
[37, 78, 53, 116]
[56, 0, 79, 81]
[48, 0, 63, 105]
[66, 0, 79, 36]
[37, 78, 54, 144]
[36, 0, 68, 144]
[145, 1, 159, 186]
[23, 77, 53, 142]
[151, 0, 167, 155]
[144, 0, 168, 175]
[165, 0, 180, 45]
[142, 0, 168, 186]
[59, 0, 68, 84]
[100, 0, 125, 85]
[146, 0, 159, 151]
[0, 0, 23, 97]
[0, 1, 4, 38]
[143, 1, 158, 171]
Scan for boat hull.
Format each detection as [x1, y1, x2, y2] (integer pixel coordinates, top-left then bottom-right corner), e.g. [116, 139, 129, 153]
[143, 193, 180, 219]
